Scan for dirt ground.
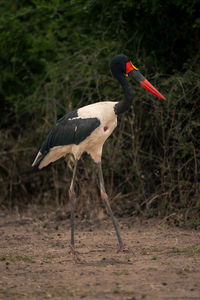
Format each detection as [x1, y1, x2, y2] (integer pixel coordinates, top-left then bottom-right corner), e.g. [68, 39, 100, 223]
[0, 208, 200, 300]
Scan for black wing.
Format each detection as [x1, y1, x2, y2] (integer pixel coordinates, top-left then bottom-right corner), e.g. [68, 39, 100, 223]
[40, 111, 100, 156]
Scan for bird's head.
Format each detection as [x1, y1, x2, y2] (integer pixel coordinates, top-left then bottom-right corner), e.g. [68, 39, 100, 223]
[110, 54, 166, 100]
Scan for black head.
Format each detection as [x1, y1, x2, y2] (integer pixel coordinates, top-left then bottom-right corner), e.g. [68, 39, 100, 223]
[110, 54, 166, 100]
[110, 54, 130, 79]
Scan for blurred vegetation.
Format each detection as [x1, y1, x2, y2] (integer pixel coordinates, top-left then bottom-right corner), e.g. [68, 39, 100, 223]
[0, 0, 200, 226]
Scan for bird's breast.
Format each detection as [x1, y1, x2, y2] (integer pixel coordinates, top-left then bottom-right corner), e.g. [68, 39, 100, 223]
[74, 101, 118, 162]
[77, 101, 117, 138]
[77, 101, 117, 123]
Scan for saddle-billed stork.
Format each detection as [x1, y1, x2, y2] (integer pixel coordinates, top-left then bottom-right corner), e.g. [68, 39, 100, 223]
[32, 54, 165, 252]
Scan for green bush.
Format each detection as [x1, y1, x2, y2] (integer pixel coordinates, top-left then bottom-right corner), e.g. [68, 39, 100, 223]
[0, 0, 199, 226]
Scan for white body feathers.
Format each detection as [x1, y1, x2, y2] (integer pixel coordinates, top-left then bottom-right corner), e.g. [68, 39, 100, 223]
[32, 101, 118, 168]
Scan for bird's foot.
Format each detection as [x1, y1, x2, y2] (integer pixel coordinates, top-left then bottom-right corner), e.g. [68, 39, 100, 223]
[68, 245, 81, 262]
[117, 247, 132, 254]
[68, 245, 79, 255]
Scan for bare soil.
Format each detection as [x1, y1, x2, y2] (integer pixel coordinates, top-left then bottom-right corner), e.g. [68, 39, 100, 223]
[0, 208, 200, 300]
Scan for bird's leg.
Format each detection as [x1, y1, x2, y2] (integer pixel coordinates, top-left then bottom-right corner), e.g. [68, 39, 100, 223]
[97, 162, 127, 251]
[68, 159, 78, 250]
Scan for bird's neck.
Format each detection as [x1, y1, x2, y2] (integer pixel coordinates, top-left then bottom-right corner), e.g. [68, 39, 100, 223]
[114, 76, 133, 115]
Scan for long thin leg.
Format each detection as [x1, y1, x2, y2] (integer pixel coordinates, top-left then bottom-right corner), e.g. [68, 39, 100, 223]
[97, 161, 124, 249]
[68, 159, 78, 246]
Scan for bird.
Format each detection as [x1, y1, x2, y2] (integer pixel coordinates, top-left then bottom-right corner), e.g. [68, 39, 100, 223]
[32, 54, 165, 252]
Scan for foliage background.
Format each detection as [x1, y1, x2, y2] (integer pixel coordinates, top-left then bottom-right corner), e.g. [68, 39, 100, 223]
[0, 0, 200, 226]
